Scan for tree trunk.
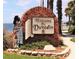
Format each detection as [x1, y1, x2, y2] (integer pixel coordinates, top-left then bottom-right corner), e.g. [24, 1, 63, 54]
[68, 16, 71, 32]
[47, 0, 54, 11]
[57, 0, 62, 34]
[50, 0, 54, 11]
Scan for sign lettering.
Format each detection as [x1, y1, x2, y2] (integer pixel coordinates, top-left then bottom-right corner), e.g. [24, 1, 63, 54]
[32, 17, 54, 34]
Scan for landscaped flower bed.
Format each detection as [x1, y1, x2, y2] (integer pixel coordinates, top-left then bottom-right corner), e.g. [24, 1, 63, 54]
[5, 45, 70, 57]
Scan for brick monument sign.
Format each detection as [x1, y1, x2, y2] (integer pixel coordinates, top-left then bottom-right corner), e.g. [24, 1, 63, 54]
[21, 7, 61, 45]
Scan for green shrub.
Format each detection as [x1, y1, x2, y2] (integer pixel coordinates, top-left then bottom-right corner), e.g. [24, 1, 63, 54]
[20, 39, 64, 50]
[20, 40, 51, 50]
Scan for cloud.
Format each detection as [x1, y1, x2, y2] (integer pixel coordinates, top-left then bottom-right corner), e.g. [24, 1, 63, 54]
[3, 0, 7, 4]
[16, 0, 31, 6]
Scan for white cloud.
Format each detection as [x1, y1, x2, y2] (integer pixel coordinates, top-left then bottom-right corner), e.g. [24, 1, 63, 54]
[16, 0, 31, 6]
[3, 0, 7, 4]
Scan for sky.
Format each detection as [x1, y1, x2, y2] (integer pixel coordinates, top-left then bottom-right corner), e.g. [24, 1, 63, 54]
[3, 0, 70, 23]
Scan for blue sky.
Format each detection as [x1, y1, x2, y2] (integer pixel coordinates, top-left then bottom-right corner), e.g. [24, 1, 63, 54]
[3, 0, 70, 23]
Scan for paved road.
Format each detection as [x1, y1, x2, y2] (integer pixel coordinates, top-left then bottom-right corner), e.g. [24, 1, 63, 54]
[61, 37, 75, 59]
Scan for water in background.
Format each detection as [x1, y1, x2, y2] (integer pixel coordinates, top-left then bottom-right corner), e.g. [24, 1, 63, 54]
[3, 23, 14, 32]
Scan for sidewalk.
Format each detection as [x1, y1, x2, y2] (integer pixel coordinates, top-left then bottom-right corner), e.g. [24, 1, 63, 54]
[61, 37, 75, 59]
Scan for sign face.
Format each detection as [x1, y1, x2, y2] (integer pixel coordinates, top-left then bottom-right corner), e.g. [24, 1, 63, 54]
[25, 19, 31, 39]
[32, 17, 54, 34]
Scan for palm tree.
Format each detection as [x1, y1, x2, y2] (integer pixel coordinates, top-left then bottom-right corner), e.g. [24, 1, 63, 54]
[57, 0, 62, 34]
[65, 0, 75, 35]
[47, 0, 54, 11]
[65, 8, 71, 25]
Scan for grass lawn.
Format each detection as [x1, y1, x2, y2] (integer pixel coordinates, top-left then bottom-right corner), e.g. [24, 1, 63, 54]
[3, 53, 59, 59]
